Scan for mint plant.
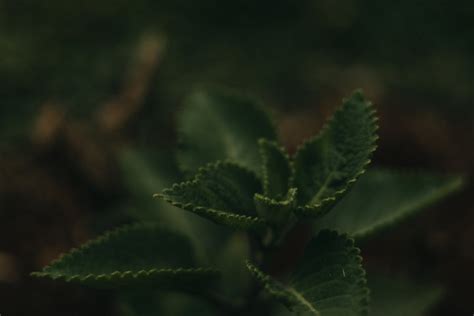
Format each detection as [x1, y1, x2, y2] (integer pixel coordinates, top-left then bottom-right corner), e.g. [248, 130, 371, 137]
[32, 89, 463, 315]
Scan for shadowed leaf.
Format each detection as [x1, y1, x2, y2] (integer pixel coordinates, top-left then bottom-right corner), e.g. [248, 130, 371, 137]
[292, 91, 378, 218]
[254, 188, 298, 226]
[369, 274, 443, 316]
[32, 223, 220, 289]
[314, 169, 464, 238]
[247, 230, 369, 316]
[177, 89, 277, 176]
[156, 161, 267, 231]
[259, 138, 292, 199]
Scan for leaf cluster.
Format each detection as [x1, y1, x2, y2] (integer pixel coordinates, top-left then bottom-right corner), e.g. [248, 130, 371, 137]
[33, 89, 463, 315]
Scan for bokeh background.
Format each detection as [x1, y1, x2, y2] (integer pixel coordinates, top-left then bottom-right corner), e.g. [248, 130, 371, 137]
[0, 1, 472, 315]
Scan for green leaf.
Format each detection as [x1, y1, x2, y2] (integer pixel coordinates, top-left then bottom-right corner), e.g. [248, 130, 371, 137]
[156, 161, 267, 231]
[254, 188, 298, 226]
[313, 169, 464, 238]
[292, 91, 378, 218]
[247, 230, 369, 316]
[369, 274, 443, 316]
[177, 89, 277, 176]
[117, 148, 227, 265]
[32, 223, 219, 289]
[259, 138, 292, 198]
[117, 148, 184, 222]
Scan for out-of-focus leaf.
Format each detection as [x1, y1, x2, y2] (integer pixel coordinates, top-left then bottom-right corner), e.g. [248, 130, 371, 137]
[369, 274, 443, 316]
[118, 148, 226, 264]
[214, 233, 252, 298]
[313, 169, 464, 238]
[118, 290, 218, 316]
[177, 89, 277, 176]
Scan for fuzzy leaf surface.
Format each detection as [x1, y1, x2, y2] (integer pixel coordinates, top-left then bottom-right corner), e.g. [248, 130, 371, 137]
[259, 138, 292, 198]
[177, 89, 276, 175]
[247, 230, 369, 316]
[32, 224, 219, 289]
[314, 169, 464, 237]
[254, 188, 298, 226]
[292, 91, 378, 217]
[156, 161, 266, 231]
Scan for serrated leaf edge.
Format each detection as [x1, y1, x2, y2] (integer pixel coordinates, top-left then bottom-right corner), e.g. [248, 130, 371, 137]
[292, 230, 370, 315]
[31, 267, 219, 283]
[155, 193, 267, 231]
[245, 261, 295, 308]
[246, 230, 370, 316]
[253, 187, 298, 208]
[155, 160, 268, 231]
[292, 90, 379, 218]
[258, 138, 294, 196]
[31, 223, 220, 282]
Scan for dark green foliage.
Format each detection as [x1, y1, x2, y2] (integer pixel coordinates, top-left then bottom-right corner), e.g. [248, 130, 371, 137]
[117, 149, 227, 263]
[32, 224, 219, 289]
[292, 91, 378, 218]
[314, 169, 464, 237]
[254, 188, 298, 227]
[33, 89, 463, 315]
[118, 149, 180, 222]
[156, 161, 266, 231]
[177, 90, 276, 176]
[248, 231, 369, 316]
[369, 274, 443, 316]
[259, 138, 292, 199]
[119, 291, 218, 316]
[158, 90, 379, 234]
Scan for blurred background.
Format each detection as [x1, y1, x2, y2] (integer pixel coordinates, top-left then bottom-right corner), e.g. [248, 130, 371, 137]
[0, 1, 472, 315]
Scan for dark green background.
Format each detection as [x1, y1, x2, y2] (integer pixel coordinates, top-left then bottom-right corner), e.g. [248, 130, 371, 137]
[0, 1, 472, 315]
